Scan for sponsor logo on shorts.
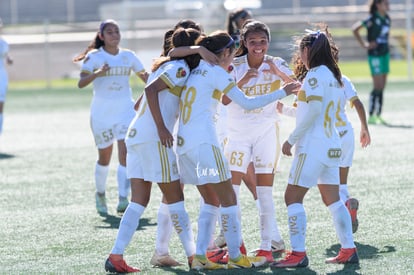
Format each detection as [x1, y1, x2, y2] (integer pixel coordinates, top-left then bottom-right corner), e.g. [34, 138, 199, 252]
[327, 148, 342, 158]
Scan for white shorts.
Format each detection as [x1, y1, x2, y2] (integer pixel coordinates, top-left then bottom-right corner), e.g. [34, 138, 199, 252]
[339, 127, 355, 168]
[90, 112, 134, 149]
[225, 123, 280, 174]
[178, 143, 231, 185]
[127, 142, 180, 183]
[288, 152, 339, 188]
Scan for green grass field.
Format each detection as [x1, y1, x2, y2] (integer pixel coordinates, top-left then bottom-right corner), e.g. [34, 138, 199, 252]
[1, 70, 413, 274]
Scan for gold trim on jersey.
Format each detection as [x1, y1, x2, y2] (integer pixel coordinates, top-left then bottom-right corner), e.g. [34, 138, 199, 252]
[292, 153, 306, 186]
[222, 83, 236, 95]
[159, 74, 183, 97]
[212, 89, 222, 101]
[158, 142, 171, 183]
[349, 96, 358, 108]
[212, 145, 227, 182]
[306, 95, 322, 102]
[297, 90, 306, 102]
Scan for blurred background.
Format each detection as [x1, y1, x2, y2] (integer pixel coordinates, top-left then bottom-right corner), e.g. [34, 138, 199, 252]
[0, 0, 412, 83]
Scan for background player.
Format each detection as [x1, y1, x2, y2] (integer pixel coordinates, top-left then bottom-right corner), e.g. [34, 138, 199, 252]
[352, 0, 391, 125]
[73, 19, 148, 216]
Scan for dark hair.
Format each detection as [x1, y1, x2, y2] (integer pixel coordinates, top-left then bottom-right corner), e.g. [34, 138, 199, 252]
[161, 19, 203, 57]
[174, 19, 203, 32]
[196, 30, 235, 55]
[298, 29, 343, 86]
[152, 28, 201, 72]
[235, 20, 270, 57]
[73, 19, 118, 62]
[292, 23, 340, 82]
[226, 8, 252, 36]
[369, 0, 385, 15]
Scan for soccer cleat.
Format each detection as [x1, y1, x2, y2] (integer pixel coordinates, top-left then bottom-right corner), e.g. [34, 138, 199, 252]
[325, 248, 359, 264]
[368, 115, 377, 125]
[116, 196, 129, 213]
[376, 116, 387, 125]
[207, 248, 228, 264]
[271, 239, 286, 253]
[227, 254, 266, 269]
[255, 249, 274, 263]
[270, 251, 309, 268]
[214, 231, 226, 248]
[345, 198, 359, 233]
[191, 255, 226, 270]
[95, 192, 108, 216]
[105, 255, 140, 273]
[240, 242, 247, 255]
[150, 252, 182, 267]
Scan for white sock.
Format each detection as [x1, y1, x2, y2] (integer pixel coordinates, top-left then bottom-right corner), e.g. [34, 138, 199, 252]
[221, 205, 242, 259]
[111, 202, 145, 254]
[257, 186, 280, 250]
[328, 200, 355, 249]
[287, 203, 306, 252]
[168, 201, 196, 257]
[0, 113, 3, 134]
[196, 203, 219, 256]
[155, 202, 172, 256]
[339, 184, 350, 203]
[117, 164, 129, 198]
[95, 163, 109, 194]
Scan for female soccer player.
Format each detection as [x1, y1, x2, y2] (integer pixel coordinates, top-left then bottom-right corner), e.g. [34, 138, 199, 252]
[0, 18, 13, 135]
[176, 30, 299, 270]
[224, 20, 294, 261]
[271, 29, 358, 268]
[352, 0, 391, 125]
[74, 19, 148, 216]
[104, 27, 202, 273]
[284, 25, 372, 234]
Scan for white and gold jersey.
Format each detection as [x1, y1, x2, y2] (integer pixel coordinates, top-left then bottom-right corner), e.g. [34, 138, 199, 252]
[126, 59, 190, 145]
[81, 47, 145, 100]
[295, 65, 342, 166]
[336, 75, 359, 132]
[177, 60, 235, 154]
[227, 54, 293, 130]
[81, 47, 145, 126]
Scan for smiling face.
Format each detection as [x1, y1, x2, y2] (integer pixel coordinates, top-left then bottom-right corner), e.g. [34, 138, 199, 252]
[244, 30, 269, 60]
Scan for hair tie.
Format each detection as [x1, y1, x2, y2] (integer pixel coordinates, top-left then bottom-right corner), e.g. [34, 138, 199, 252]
[214, 38, 235, 54]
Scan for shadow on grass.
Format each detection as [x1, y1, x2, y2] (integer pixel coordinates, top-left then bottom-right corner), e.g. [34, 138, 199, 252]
[325, 242, 396, 274]
[0, 152, 15, 159]
[154, 265, 316, 275]
[95, 214, 156, 230]
[383, 123, 412, 129]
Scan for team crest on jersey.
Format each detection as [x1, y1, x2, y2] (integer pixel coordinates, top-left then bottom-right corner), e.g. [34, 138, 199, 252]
[176, 67, 186, 78]
[227, 65, 234, 72]
[308, 77, 318, 87]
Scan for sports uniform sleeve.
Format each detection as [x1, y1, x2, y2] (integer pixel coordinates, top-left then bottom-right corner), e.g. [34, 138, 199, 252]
[287, 100, 322, 145]
[80, 52, 97, 75]
[342, 75, 358, 107]
[156, 61, 189, 93]
[131, 51, 145, 73]
[274, 57, 294, 78]
[226, 85, 287, 110]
